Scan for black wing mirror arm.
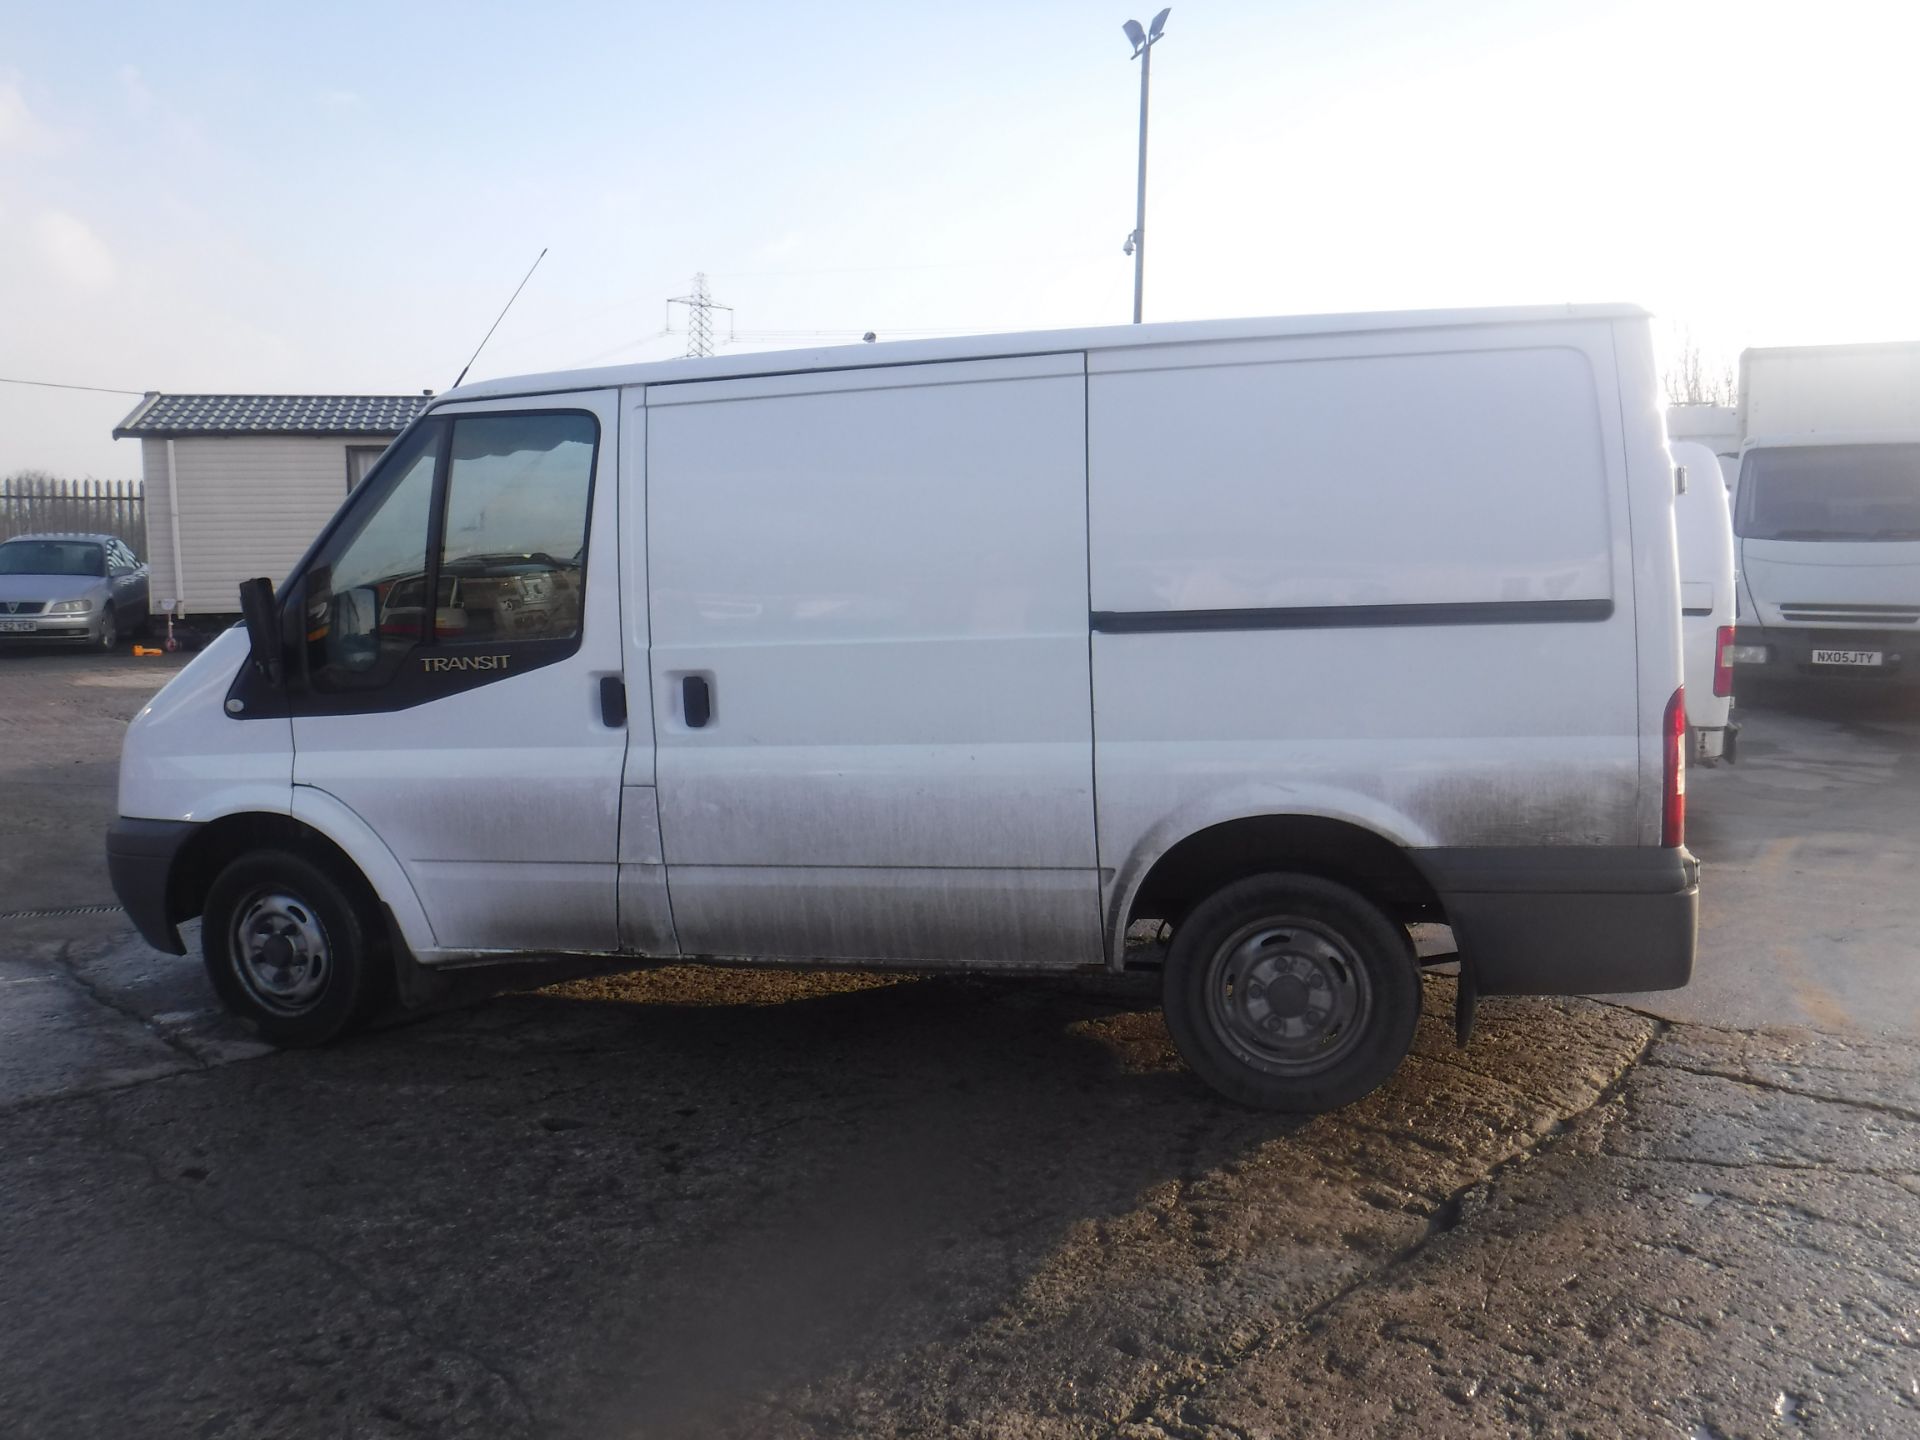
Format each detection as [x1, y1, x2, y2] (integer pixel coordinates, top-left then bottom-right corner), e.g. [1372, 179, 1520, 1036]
[237, 576, 284, 687]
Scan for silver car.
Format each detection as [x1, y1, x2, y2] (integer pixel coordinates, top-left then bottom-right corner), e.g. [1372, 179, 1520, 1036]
[0, 533, 150, 651]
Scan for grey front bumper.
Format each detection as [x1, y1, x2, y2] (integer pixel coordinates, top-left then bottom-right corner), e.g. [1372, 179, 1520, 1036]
[106, 817, 200, 955]
[1419, 846, 1699, 996]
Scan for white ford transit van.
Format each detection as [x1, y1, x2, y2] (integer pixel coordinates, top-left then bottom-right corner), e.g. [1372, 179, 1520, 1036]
[1671, 440, 1737, 761]
[108, 306, 1697, 1112]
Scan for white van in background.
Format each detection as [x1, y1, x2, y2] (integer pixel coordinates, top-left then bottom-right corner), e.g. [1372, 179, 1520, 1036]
[107, 305, 1697, 1113]
[1729, 343, 1920, 688]
[1667, 404, 1740, 491]
[1671, 440, 1737, 762]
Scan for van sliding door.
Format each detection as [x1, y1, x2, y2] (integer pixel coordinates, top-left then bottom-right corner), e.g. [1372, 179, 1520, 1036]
[645, 353, 1102, 967]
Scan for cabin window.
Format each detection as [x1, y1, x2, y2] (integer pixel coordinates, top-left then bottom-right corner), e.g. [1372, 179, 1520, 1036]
[433, 413, 595, 644]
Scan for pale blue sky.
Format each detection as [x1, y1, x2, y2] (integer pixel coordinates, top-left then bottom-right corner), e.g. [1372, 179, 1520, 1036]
[4, 0, 1915, 476]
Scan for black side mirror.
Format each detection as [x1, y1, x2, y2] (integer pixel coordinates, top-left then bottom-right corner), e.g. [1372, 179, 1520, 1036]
[238, 576, 283, 686]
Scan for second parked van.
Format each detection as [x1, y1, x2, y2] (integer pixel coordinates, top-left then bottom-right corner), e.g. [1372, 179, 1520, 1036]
[1672, 439, 1737, 762]
[108, 305, 1697, 1112]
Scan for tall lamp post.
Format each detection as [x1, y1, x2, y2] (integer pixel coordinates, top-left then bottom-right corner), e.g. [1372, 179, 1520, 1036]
[1121, 8, 1170, 324]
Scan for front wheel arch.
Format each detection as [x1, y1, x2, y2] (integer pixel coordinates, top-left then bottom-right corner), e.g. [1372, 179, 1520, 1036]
[167, 813, 386, 942]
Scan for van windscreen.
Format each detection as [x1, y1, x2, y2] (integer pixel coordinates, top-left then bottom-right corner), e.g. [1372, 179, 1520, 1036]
[1736, 443, 1920, 541]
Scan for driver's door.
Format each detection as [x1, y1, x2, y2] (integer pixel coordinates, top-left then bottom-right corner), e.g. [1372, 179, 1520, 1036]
[288, 391, 629, 956]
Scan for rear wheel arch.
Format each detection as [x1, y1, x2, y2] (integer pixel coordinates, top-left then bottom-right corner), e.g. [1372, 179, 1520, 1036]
[1117, 812, 1443, 948]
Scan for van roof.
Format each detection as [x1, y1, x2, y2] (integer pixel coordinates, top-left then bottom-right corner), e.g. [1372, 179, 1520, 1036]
[442, 302, 1648, 404]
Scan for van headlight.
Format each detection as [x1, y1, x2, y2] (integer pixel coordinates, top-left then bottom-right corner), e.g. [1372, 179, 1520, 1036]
[46, 598, 93, 614]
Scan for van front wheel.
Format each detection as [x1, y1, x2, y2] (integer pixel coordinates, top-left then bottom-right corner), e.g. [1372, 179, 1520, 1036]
[201, 850, 385, 1046]
[1162, 874, 1420, 1112]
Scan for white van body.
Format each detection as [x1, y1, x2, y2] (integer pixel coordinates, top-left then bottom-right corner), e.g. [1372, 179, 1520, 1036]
[1667, 405, 1740, 490]
[1671, 440, 1736, 761]
[1731, 344, 1920, 687]
[108, 305, 1697, 1110]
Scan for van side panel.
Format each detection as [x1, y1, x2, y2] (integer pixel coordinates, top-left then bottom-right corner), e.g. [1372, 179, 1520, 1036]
[1088, 322, 1662, 984]
[645, 354, 1102, 967]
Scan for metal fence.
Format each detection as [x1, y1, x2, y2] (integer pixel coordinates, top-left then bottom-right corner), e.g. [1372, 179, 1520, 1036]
[0, 477, 146, 556]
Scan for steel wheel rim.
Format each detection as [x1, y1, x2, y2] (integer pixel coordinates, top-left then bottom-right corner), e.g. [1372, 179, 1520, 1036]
[1202, 916, 1373, 1075]
[99, 612, 115, 650]
[231, 889, 332, 1015]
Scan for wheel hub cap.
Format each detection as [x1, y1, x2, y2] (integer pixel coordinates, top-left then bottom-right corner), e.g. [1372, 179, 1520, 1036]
[1205, 918, 1373, 1075]
[233, 891, 331, 1015]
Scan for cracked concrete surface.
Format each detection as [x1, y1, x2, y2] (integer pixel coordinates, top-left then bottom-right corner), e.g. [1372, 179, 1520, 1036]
[1129, 1022, 1920, 1440]
[3, 968, 1914, 1439]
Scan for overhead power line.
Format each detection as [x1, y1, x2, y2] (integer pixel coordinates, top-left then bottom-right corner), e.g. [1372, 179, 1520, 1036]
[0, 376, 147, 396]
[728, 327, 1003, 339]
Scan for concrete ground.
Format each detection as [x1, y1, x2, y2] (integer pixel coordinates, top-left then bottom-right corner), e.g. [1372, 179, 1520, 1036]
[1, 649, 1917, 1438]
[1627, 684, 1920, 1036]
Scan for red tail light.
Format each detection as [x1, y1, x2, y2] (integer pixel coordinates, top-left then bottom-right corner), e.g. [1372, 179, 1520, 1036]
[1713, 626, 1735, 698]
[1662, 686, 1686, 847]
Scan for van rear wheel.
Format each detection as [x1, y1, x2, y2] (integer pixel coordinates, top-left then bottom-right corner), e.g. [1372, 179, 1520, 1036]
[1161, 873, 1421, 1112]
[201, 849, 386, 1046]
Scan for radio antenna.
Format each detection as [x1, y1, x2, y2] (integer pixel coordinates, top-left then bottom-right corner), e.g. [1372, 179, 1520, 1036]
[451, 247, 547, 390]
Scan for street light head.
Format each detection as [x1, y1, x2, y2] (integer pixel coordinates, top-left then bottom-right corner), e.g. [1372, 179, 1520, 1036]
[1123, 231, 1136, 256]
[1148, 7, 1170, 40]
[1122, 18, 1146, 52]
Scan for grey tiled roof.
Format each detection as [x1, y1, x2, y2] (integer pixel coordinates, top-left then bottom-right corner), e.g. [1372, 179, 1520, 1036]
[114, 393, 433, 438]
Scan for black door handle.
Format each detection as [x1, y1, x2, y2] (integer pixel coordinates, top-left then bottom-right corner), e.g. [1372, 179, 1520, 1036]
[682, 675, 711, 728]
[599, 676, 627, 728]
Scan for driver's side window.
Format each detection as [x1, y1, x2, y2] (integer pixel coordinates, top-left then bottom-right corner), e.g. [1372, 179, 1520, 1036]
[302, 411, 598, 697]
[306, 421, 442, 691]
[435, 413, 595, 645]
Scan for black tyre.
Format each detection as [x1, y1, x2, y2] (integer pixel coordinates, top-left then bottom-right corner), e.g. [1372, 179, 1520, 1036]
[96, 609, 117, 653]
[201, 849, 388, 1046]
[1162, 873, 1421, 1112]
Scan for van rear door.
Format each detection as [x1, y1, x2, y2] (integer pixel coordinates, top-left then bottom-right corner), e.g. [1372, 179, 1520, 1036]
[643, 354, 1102, 966]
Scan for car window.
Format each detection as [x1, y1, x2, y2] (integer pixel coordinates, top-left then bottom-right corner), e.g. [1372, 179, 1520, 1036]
[297, 410, 597, 697]
[0, 541, 107, 577]
[435, 413, 596, 644]
[305, 421, 444, 690]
